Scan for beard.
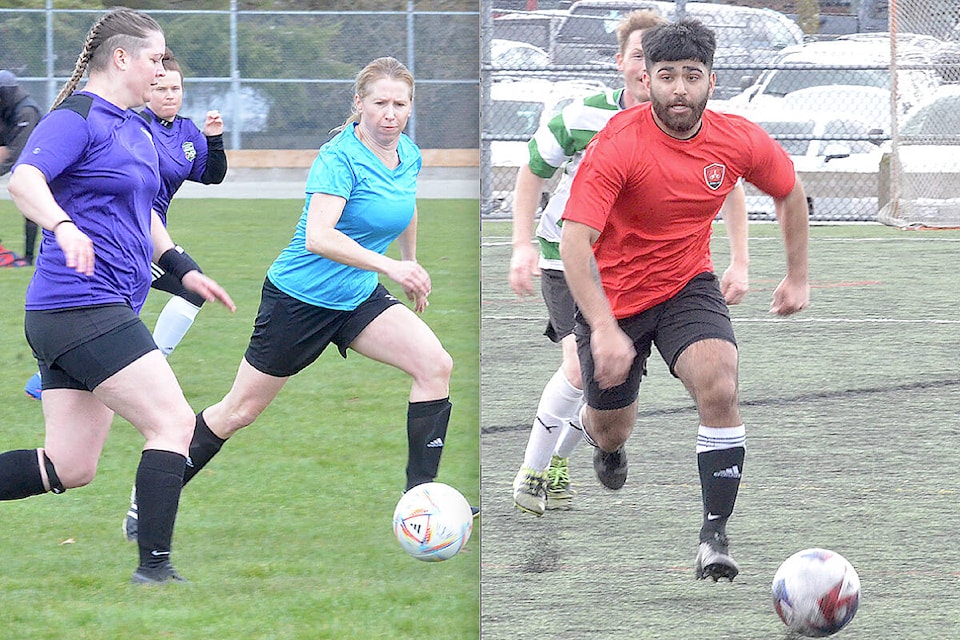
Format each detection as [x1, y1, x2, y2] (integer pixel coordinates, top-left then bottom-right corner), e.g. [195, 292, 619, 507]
[651, 91, 709, 135]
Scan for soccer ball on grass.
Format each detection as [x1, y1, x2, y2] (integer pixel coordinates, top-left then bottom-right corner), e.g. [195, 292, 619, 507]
[772, 548, 861, 637]
[393, 482, 473, 562]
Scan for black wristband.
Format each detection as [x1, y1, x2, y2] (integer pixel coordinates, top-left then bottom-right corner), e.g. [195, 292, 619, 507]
[157, 246, 202, 282]
[51, 219, 75, 233]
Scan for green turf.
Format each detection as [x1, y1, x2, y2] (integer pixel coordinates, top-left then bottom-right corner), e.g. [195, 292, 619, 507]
[0, 198, 479, 639]
[481, 219, 960, 640]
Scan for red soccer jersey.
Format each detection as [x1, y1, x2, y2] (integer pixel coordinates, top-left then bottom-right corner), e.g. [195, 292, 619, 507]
[562, 103, 796, 319]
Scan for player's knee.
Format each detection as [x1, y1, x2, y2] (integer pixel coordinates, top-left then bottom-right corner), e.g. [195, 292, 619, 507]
[423, 347, 453, 384]
[48, 456, 96, 490]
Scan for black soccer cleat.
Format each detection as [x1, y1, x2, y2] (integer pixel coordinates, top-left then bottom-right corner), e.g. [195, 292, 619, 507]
[593, 445, 628, 490]
[695, 531, 740, 582]
[131, 562, 186, 585]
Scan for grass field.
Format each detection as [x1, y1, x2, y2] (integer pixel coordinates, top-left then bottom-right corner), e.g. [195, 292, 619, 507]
[481, 220, 960, 640]
[0, 198, 479, 639]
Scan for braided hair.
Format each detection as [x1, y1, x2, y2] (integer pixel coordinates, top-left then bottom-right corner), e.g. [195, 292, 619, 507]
[51, 7, 163, 110]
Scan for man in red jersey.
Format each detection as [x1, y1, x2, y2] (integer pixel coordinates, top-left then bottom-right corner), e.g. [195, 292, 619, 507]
[560, 18, 809, 582]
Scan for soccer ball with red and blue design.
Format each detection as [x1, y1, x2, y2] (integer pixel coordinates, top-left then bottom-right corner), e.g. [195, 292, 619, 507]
[772, 548, 861, 637]
[393, 482, 473, 562]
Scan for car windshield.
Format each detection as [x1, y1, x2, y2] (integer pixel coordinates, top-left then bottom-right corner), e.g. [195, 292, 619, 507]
[490, 99, 545, 137]
[763, 68, 889, 97]
[755, 120, 815, 156]
[556, 6, 797, 50]
[755, 118, 879, 156]
[900, 94, 960, 140]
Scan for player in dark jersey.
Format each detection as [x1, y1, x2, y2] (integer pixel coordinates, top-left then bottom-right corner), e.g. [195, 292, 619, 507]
[141, 49, 227, 357]
[2, 7, 234, 585]
[0, 69, 42, 267]
[22, 49, 227, 400]
[561, 19, 810, 582]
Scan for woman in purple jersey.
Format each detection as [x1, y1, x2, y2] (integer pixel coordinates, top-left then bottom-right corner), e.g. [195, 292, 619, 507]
[3, 7, 235, 585]
[142, 49, 227, 358]
[21, 49, 228, 398]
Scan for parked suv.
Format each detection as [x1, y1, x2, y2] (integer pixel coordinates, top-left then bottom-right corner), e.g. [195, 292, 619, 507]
[726, 36, 943, 132]
[549, 0, 803, 98]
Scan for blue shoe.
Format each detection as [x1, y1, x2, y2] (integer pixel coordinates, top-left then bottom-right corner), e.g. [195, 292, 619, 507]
[24, 372, 42, 400]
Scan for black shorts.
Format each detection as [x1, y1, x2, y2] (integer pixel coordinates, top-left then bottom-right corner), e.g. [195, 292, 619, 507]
[541, 268, 576, 343]
[244, 278, 402, 378]
[575, 272, 737, 411]
[25, 304, 157, 392]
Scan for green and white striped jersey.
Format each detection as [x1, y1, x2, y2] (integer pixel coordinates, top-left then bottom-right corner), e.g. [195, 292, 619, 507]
[527, 87, 625, 270]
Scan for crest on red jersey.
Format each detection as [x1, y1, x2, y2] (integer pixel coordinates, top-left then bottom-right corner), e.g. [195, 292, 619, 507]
[703, 163, 726, 190]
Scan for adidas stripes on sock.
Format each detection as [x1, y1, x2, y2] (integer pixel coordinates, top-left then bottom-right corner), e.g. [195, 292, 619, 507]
[696, 424, 745, 542]
[405, 397, 452, 491]
[182, 411, 227, 486]
[523, 368, 582, 471]
[135, 449, 186, 570]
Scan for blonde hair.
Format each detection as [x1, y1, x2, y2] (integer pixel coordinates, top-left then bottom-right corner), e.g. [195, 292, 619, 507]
[52, 8, 163, 110]
[615, 9, 667, 57]
[334, 56, 415, 133]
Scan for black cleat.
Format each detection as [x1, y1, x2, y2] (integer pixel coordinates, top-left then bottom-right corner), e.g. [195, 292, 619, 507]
[131, 562, 186, 585]
[593, 445, 628, 490]
[695, 531, 740, 582]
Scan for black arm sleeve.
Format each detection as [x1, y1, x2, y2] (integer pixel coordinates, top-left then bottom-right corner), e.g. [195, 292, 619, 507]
[201, 134, 227, 185]
[157, 246, 203, 282]
[0, 105, 40, 176]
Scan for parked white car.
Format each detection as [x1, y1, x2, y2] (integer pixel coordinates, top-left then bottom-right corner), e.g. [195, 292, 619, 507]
[727, 36, 942, 131]
[894, 83, 960, 172]
[491, 38, 551, 70]
[488, 78, 606, 211]
[716, 106, 885, 220]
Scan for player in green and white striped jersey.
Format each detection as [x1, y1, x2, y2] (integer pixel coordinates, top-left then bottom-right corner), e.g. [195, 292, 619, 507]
[509, 9, 750, 516]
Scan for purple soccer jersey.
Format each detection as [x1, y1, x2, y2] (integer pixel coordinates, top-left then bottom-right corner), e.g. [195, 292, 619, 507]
[14, 92, 160, 313]
[140, 108, 209, 224]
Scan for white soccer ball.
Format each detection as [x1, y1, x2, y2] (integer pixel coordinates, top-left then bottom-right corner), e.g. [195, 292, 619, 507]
[392, 482, 473, 562]
[772, 548, 861, 637]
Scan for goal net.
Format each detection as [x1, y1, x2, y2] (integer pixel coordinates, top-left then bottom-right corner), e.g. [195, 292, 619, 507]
[878, 0, 960, 228]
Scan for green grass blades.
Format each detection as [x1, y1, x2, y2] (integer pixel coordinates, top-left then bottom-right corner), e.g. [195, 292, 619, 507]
[0, 198, 479, 639]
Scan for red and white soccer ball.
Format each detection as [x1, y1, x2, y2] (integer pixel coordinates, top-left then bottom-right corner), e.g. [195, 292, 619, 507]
[393, 482, 473, 562]
[772, 548, 861, 637]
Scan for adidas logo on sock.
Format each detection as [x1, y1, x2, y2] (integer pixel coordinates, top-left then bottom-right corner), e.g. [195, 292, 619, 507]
[426, 438, 444, 448]
[713, 465, 741, 479]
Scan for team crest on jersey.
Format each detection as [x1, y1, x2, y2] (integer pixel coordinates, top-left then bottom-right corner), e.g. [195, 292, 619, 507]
[182, 141, 197, 161]
[703, 163, 726, 190]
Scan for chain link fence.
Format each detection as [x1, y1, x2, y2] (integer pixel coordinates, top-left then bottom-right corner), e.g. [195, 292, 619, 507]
[481, 0, 960, 223]
[0, 2, 479, 152]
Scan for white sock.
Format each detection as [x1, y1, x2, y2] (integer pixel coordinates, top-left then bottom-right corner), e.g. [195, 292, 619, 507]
[554, 398, 584, 458]
[152, 296, 201, 357]
[522, 368, 582, 471]
[695, 425, 746, 453]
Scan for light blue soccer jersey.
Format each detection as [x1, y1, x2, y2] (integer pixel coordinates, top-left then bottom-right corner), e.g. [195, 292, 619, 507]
[267, 124, 422, 310]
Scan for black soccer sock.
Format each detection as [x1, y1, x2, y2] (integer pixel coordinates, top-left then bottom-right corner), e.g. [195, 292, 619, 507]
[182, 410, 227, 486]
[698, 445, 745, 542]
[405, 397, 452, 491]
[0, 449, 47, 500]
[135, 449, 186, 570]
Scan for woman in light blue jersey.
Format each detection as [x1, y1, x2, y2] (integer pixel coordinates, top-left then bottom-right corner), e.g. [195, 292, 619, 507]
[2, 7, 235, 585]
[122, 57, 458, 539]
